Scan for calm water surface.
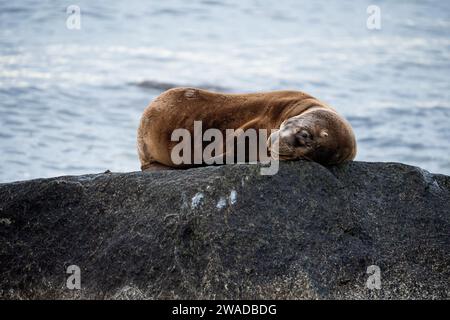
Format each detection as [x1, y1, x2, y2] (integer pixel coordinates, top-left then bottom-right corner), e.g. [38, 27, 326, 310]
[1, 0, 449, 182]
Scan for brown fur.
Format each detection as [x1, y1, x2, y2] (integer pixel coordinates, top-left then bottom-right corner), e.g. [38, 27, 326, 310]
[137, 88, 356, 170]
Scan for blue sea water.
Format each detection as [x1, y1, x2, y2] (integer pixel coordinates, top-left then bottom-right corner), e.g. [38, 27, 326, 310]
[0, 0, 449, 182]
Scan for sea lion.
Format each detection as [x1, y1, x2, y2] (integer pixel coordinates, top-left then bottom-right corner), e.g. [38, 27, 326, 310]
[137, 88, 356, 170]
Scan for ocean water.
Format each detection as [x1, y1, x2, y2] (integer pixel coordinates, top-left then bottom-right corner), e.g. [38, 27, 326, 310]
[1, 0, 449, 182]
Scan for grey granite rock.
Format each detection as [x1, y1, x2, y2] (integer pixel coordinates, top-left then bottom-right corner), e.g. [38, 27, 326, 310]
[0, 161, 449, 299]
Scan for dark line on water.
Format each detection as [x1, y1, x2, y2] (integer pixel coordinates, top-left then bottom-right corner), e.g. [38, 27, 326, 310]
[130, 80, 229, 92]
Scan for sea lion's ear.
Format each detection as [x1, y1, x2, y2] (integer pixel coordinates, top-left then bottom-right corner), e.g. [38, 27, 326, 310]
[320, 130, 328, 138]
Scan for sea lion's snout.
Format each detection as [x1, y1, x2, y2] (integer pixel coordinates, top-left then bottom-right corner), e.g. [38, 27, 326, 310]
[268, 127, 313, 160]
[291, 130, 312, 147]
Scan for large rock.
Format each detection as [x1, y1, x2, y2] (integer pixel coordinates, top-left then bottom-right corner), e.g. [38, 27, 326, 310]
[0, 161, 449, 299]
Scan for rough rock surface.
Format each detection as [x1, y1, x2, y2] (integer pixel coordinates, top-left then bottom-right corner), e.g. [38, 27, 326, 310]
[0, 161, 449, 299]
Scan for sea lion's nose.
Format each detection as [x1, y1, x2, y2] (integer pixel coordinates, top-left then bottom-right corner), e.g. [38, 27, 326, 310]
[292, 131, 310, 146]
[285, 133, 305, 147]
[285, 133, 297, 146]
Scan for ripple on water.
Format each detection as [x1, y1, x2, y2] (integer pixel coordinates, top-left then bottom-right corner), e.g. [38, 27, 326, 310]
[0, 0, 449, 181]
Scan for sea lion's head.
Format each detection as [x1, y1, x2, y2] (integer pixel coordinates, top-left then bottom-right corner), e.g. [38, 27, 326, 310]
[268, 108, 356, 165]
